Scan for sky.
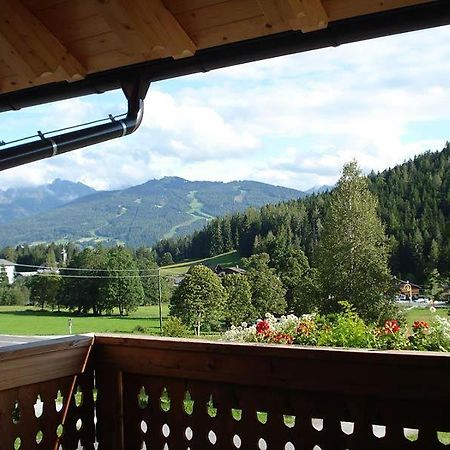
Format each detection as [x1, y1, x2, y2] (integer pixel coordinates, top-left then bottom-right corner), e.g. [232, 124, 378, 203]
[1, 25, 450, 192]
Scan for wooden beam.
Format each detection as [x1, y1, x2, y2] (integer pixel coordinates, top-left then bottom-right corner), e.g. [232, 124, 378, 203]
[0, 0, 86, 82]
[96, 0, 197, 59]
[258, 0, 328, 32]
[95, 0, 160, 58]
[301, 0, 329, 32]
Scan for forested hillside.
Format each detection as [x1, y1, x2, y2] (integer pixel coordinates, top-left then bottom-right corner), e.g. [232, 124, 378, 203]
[0, 177, 304, 248]
[155, 144, 450, 282]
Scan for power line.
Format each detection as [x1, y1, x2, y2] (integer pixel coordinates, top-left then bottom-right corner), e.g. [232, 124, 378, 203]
[34, 273, 162, 279]
[13, 262, 161, 273]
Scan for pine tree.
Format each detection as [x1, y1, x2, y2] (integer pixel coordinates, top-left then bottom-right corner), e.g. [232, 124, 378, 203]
[316, 161, 391, 321]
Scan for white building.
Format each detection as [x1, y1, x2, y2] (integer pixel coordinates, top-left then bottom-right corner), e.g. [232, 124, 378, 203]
[0, 259, 15, 284]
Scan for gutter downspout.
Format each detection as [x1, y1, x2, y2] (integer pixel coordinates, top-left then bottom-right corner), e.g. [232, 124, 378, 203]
[0, 79, 150, 172]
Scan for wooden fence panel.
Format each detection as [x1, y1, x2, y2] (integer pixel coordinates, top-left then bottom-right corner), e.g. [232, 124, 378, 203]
[94, 335, 450, 450]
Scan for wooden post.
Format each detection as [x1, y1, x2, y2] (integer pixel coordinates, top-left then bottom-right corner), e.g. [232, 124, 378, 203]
[158, 267, 163, 334]
[95, 367, 124, 450]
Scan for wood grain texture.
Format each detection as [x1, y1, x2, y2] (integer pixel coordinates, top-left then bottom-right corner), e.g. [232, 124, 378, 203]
[94, 335, 450, 449]
[1, 334, 450, 448]
[0, 0, 435, 94]
[0, 335, 93, 391]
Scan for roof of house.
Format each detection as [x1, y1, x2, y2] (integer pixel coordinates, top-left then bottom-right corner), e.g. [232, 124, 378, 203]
[0, 1, 449, 111]
[398, 280, 422, 289]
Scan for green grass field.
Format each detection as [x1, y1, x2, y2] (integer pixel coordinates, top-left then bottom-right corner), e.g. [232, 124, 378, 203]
[404, 306, 448, 326]
[0, 304, 169, 336]
[161, 250, 242, 276]
[0, 297, 446, 338]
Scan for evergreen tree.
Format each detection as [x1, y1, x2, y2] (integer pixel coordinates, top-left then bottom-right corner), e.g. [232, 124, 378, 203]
[222, 273, 255, 326]
[0, 268, 11, 305]
[426, 269, 447, 301]
[209, 221, 224, 256]
[316, 161, 391, 321]
[160, 252, 174, 266]
[170, 265, 227, 335]
[242, 253, 286, 317]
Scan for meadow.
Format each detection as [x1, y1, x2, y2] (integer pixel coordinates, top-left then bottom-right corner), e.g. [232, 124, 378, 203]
[161, 250, 241, 276]
[0, 304, 169, 336]
[0, 300, 447, 338]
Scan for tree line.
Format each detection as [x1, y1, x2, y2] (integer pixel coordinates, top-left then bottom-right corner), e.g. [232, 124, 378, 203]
[155, 143, 450, 284]
[0, 246, 171, 314]
[170, 162, 396, 333]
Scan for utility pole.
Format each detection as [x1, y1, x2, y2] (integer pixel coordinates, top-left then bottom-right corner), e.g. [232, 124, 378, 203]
[158, 267, 163, 334]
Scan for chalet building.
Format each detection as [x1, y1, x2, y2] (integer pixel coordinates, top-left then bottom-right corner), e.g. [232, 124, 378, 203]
[213, 264, 246, 277]
[0, 258, 15, 284]
[397, 280, 421, 298]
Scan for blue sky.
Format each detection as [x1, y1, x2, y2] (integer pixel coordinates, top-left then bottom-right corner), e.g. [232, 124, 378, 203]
[1, 25, 450, 191]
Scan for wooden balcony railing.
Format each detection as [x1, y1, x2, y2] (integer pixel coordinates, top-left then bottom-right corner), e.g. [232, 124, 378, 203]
[0, 335, 95, 450]
[1, 334, 450, 449]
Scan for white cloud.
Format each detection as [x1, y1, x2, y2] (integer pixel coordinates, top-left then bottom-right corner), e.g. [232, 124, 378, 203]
[1, 25, 450, 191]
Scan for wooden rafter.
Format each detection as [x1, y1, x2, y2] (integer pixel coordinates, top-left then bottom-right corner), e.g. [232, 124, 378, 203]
[258, 0, 328, 32]
[0, 0, 86, 83]
[96, 0, 197, 59]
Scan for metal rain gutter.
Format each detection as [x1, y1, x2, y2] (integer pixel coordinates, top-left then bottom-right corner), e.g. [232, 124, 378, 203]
[0, 79, 150, 172]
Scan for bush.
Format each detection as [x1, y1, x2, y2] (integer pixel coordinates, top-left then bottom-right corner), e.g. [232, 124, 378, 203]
[163, 317, 191, 338]
[316, 302, 373, 348]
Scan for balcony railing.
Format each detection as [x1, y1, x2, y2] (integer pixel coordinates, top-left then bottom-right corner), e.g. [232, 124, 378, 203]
[1, 334, 450, 449]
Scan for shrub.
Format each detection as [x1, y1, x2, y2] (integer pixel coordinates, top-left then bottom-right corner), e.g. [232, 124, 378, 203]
[316, 302, 372, 348]
[163, 317, 191, 338]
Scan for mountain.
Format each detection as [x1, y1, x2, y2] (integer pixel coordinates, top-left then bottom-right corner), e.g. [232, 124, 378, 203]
[0, 179, 96, 224]
[0, 177, 305, 248]
[304, 184, 333, 195]
[154, 145, 450, 282]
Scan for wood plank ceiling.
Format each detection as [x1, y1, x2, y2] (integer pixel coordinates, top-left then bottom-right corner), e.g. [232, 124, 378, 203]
[0, 0, 433, 95]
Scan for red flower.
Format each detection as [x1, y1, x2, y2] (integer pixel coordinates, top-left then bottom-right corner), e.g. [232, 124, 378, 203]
[256, 320, 270, 334]
[384, 320, 400, 334]
[272, 333, 293, 344]
[413, 321, 429, 331]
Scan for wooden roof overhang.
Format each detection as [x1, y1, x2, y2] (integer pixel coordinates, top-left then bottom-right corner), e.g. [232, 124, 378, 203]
[1, 0, 449, 170]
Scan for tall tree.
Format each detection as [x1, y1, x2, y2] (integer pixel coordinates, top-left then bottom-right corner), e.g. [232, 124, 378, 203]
[242, 253, 286, 317]
[59, 247, 108, 315]
[222, 273, 255, 326]
[0, 268, 11, 305]
[28, 274, 61, 310]
[272, 246, 320, 315]
[135, 248, 171, 305]
[316, 161, 391, 321]
[101, 247, 144, 315]
[170, 265, 227, 335]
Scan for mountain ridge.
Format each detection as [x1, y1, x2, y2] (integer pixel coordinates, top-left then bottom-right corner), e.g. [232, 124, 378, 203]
[0, 177, 306, 248]
[0, 179, 96, 224]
